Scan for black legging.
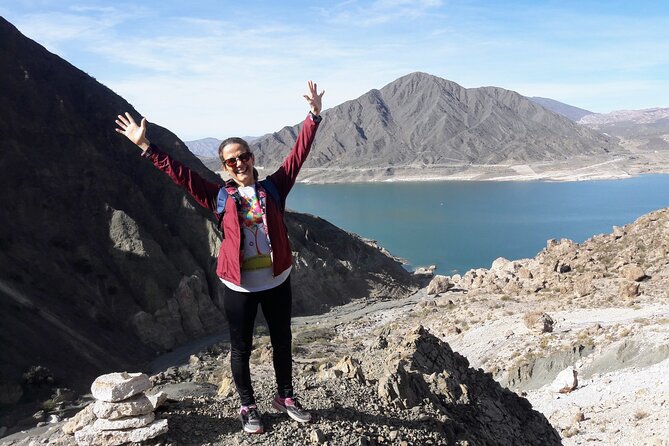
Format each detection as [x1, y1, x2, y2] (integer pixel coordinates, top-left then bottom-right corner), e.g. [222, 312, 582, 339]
[222, 276, 293, 406]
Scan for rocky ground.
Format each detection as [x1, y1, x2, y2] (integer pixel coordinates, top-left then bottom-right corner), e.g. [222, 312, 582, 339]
[2, 208, 669, 446]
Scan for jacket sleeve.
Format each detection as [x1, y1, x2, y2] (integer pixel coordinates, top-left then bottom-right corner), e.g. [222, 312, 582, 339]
[268, 113, 321, 201]
[142, 144, 221, 212]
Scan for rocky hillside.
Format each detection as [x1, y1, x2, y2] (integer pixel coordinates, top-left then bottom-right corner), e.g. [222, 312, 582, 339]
[5, 207, 668, 445]
[0, 15, 417, 411]
[1, 326, 562, 445]
[252, 73, 622, 176]
[579, 108, 669, 152]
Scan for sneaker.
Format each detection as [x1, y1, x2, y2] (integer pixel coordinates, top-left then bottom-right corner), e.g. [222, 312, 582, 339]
[271, 395, 311, 423]
[239, 405, 264, 434]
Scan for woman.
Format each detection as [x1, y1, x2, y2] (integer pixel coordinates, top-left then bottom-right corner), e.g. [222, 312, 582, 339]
[115, 81, 324, 434]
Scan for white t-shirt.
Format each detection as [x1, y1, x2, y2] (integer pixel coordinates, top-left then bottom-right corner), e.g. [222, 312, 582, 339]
[221, 185, 291, 292]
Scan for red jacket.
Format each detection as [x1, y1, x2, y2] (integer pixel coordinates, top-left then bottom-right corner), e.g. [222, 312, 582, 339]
[143, 114, 321, 286]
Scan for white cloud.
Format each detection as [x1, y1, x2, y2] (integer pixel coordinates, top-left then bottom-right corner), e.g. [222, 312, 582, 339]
[110, 74, 320, 140]
[4, 0, 667, 137]
[318, 0, 443, 27]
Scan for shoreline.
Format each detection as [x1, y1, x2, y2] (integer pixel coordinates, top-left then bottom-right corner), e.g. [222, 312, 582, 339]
[246, 159, 669, 185]
[212, 169, 669, 184]
[292, 169, 669, 185]
[297, 172, 637, 184]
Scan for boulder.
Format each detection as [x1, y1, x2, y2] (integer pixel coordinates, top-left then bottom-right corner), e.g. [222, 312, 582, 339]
[332, 356, 366, 383]
[612, 225, 625, 239]
[490, 257, 512, 272]
[426, 275, 454, 295]
[545, 239, 578, 256]
[147, 390, 168, 410]
[62, 404, 96, 435]
[74, 418, 168, 446]
[619, 281, 640, 299]
[93, 393, 154, 419]
[558, 263, 572, 273]
[550, 366, 578, 393]
[620, 264, 646, 282]
[310, 428, 327, 444]
[523, 312, 554, 333]
[548, 405, 585, 432]
[91, 372, 152, 403]
[371, 326, 562, 445]
[414, 265, 437, 276]
[574, 277, 595, 297]
[93, 412, 155, 431]
[517, 267, 533, 280]
[217, 375, 235, 398]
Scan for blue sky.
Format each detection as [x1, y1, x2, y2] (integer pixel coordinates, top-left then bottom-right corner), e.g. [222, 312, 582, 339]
[2, 0, 668, 140]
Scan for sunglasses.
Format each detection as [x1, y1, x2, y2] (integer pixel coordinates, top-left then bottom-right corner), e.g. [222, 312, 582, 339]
[224, 151, 253, 167]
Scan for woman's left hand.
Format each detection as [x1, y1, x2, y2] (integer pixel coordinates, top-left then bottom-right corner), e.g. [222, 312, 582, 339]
[304, 80, 325, 116]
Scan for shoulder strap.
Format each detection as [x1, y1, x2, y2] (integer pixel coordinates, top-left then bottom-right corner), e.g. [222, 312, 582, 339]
[216, 180, 243, 238]
[258, 177, 283, 211]
[216, 187, 228, 215]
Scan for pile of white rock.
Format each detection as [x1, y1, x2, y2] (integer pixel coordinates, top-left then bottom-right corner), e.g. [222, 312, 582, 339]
[66, 372, 168, 446]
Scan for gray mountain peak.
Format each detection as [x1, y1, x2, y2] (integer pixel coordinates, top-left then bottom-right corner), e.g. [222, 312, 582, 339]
[253, 72, 621, 173]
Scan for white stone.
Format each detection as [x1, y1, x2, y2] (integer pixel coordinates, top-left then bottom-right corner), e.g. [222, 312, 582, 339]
[426, 275, 453, 295]
[310, 428, 326, 444]
[550, 366, 578, 393]
[94, 393, 154, 419]
[91, 372, 152, 402]
[74, 418, 167, 446]
[62, 404, 96, 435]
[48, 414, 61, 423]
[147, 390, 168, 410]
[491, 257, 511, 271]
[93, 412, 155, 431]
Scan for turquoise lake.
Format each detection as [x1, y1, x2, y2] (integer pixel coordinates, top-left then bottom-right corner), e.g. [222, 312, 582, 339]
[287, 175, 669, 274]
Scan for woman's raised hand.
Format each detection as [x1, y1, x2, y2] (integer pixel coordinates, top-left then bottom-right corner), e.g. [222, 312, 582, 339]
[115, 112, 150, 151]
[304, 80, 325, 117]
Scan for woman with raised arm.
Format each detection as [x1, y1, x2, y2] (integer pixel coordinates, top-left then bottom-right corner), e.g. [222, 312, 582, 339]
[115, 81, 324, 435]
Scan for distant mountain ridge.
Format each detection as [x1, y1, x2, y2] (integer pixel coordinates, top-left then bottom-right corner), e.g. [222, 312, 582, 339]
[529, 97, 594, 121]
[578, 108, 669, 152]
[579, 107, 669, 126]
[184, 137, 221, 158]
[185, 136, 260, 159]
[252, 72, 622, 173]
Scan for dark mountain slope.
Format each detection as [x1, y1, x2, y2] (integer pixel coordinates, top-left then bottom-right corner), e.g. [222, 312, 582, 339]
[0, 15, 227, 395]
[0, 16, 416, 406]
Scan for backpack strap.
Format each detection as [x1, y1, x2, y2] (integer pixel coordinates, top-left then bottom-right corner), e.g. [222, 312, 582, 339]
[258, 178, 283, 211]
[215, 178, 282, 239]
[216, 180, 243, 238]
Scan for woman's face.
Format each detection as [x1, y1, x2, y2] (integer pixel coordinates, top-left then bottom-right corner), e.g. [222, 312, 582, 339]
[222, 143, 255, 186]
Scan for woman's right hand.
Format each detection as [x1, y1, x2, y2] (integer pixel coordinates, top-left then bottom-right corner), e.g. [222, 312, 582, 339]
[115, 112, 151, 151]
